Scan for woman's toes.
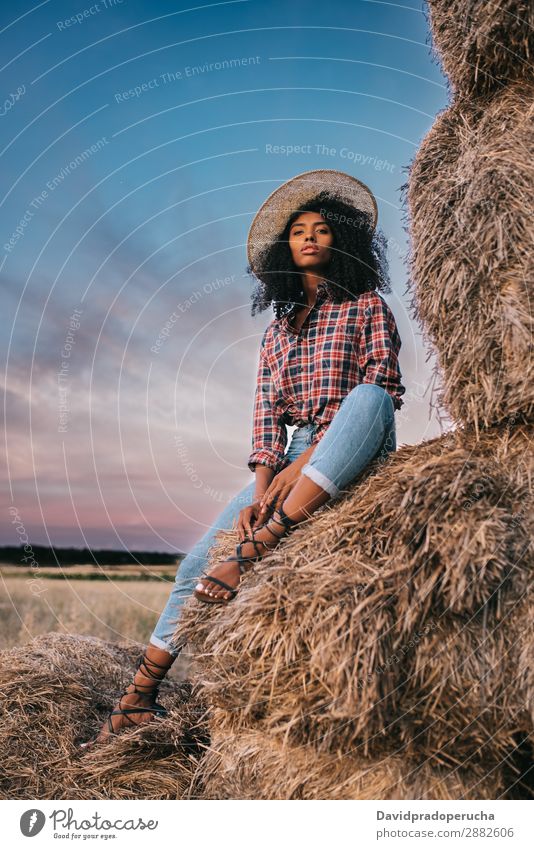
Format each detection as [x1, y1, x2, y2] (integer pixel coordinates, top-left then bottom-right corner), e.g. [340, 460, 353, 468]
[196, 578, 220, 596]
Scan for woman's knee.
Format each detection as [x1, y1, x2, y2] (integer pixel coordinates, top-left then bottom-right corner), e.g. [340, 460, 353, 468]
[343, 383, 394, 419]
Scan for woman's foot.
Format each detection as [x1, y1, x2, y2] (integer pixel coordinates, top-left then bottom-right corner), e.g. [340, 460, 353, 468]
[194, 505, 299, 602]
[79, 686, 165, 749]
[79, 646, 175, 750]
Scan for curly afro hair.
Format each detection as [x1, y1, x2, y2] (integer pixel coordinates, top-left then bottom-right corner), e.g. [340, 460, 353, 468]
[249, 191, 391, 321]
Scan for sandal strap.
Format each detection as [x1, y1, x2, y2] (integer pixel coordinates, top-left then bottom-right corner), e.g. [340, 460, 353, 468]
[262, 515, 291, 543]
[223, 556, 250, 576]
[248, 524, 281, 552]
[111, 705, 167, 718]
[107, 703, 167, 733]
[273, 504, 299, 529]
[240, 534, 264, 559]
[135, 656, 168, 681]
[128, 655, 168, 696]
[199, 573, 238, 596]
[196, 508, 301, 596]
[128, 683, 161, 698]
[234, 529, 272, 566]
[236, 539, 263, 562]
[225, 542, 261, 575]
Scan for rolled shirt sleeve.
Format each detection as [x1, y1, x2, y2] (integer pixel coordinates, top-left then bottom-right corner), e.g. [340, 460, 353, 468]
[248, 342, 288, 474]
[357, 293, 405, 410]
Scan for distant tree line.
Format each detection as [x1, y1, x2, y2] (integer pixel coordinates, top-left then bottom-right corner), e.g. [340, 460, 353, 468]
[0, 545, 183, 566]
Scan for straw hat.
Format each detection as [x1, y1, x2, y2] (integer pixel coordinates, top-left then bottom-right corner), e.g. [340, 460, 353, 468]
[247, 169, 378, 273]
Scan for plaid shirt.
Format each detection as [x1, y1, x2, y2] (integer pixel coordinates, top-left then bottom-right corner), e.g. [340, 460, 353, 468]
[248, 281, 405, 473]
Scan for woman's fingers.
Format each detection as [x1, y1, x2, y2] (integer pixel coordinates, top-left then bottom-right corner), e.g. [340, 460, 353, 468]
[273, 486, 291, 513]
[236, 506, 259, 541]
[259, 489, 271, 508]
[259, 492, 277, 517]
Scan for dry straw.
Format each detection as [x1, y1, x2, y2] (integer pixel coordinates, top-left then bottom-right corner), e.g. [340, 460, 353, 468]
[192, 724, 507, 800]
[0, 633, 207, 800]
[402, 79, 534, 433]
[176, 423, 532, 796]
[398, 589, 533, 778]
[425, 0, 534, 96]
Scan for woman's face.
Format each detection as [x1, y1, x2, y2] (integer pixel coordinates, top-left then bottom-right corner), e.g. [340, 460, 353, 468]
[288, 212, 334, 271]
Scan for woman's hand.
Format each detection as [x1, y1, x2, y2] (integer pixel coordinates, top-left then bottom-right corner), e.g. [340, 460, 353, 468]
[233, 500, 264, 541]
[258, 459, 305, 518]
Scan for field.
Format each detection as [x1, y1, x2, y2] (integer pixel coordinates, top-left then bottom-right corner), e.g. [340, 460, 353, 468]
[0, 567, 180, 653]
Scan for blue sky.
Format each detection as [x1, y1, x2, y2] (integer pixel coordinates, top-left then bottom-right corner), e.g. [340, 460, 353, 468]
[1, 0, 451, 552]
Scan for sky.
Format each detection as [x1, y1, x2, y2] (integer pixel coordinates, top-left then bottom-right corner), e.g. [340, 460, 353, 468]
[1, 0, 452, 553]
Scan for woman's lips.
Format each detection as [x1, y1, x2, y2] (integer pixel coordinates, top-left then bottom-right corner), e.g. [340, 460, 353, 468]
[301, 245, 320, 254]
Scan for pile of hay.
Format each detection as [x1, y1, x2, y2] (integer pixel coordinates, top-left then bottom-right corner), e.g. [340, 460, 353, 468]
[402, 79, 534, 433]
[0, 633, 208, 800]
[425, 0, 534, 96]
[398, 589, 533, 774]
[193, 724, 506, 800]
[177, 423, 533, 798]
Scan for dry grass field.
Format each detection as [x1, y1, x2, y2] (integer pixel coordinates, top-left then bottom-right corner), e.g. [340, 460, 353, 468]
[0, 569, 177, 652]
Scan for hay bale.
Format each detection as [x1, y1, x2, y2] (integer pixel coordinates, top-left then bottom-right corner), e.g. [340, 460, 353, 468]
[177, 424, 532, 758]
[192, 724, 505, 800]
[403, 80, 534, 431]
[426, 0, 534, 96]
[0, 633, 208, 800]
[398, 588, 534, 776]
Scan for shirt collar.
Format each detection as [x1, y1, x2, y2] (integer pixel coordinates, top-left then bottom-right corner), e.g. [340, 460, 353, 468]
[279, 280, 331, 332]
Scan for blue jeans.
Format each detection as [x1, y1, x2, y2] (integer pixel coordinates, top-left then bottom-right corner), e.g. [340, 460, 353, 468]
[150, 383, 396, 655]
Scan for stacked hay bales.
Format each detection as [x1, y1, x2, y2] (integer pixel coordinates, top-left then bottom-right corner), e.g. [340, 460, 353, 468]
[403, 78, 534, 432]
[174, 0, 534, 799]
[192, 724, 505, 800]
[425, 1, 534, 96]
[178, 425, 533, 798]
[0, 634, 208, 800]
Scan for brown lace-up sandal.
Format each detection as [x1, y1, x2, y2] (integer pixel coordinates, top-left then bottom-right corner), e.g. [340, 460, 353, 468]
[194, 504, 300, 605]
[79, 653, 169, 749]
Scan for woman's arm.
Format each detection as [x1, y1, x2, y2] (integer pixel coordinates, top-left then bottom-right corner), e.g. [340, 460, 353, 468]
[247, 336, 288, 477]
[254, 464, 276, 501]
[357, 293, 405, 409]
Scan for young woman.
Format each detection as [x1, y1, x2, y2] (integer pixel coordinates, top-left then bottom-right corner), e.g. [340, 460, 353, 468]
[81, 169, 405, 748]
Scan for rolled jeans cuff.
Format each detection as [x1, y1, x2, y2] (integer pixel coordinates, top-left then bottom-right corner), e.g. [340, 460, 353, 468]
[300, 463, 340, 498]
[296, 383, 396, 498]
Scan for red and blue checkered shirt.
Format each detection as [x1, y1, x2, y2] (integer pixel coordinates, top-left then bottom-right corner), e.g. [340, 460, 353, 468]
[248, 281, 405, 473]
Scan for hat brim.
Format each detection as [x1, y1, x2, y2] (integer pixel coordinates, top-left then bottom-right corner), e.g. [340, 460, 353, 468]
[247, 169, 378, 273]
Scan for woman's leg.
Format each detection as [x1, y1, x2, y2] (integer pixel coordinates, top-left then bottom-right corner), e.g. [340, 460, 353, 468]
[152, 426, 315, 626]
[81, 478, 257, 747]
[291, 382, 396, 517]
[80, 432, 318, 746]
[199, 385, 396, 599]
[150, 478, 257, 654]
